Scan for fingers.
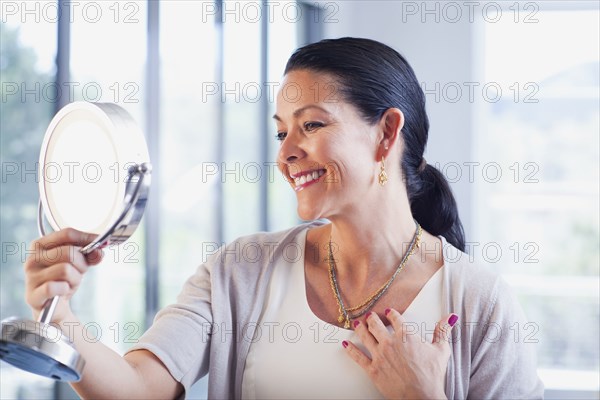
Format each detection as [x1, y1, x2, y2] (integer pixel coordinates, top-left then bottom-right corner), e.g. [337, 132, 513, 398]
[26, 280, 71, 309]
[433, 313, 459, 347]
[346, 312, 391, 370]
[27, 261, 83, 292]
[341, 339, 371, 371]
[23, 228, 103, 313]
[34, 245, 88, 269]
[85, 248, 105, 265]
[385, 307, 459, 347]
[347, 310, 458, 352]
[352, 317, 379, 353]
[26, 241, 104, 272]
[385, 307, 406, 333]
[32, 228, 97, 250]
[385, 307, 420, 345]
[364, 311, 390, 344]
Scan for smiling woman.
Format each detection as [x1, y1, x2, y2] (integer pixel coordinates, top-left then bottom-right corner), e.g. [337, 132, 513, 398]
[21, 37, 543, 399]
[274, 74, 386, 222]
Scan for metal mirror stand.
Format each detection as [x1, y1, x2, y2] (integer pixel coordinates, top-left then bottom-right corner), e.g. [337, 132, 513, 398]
[0, 163, 151, 382]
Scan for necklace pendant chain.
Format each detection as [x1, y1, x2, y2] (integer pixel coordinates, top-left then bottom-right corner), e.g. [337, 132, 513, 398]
[343, 317, 350, 329]
[327, 220, 423, 328]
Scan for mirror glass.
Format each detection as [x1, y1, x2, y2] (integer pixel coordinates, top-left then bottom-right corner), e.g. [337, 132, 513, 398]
[39, 102, 149, 235]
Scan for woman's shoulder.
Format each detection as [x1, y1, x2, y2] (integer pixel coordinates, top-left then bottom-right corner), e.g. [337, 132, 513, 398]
[206, 220, 325, 269]
[439, 236, 520, 320]
[228, 220, 324, 251]
[440, 236, 506, 286]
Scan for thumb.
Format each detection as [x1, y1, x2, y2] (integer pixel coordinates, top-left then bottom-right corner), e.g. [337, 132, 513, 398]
[85, 248, 105, 265]
[433, 313, 458, 346]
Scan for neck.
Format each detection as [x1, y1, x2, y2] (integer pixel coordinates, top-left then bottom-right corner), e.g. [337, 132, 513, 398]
[327, 184, 417, 288]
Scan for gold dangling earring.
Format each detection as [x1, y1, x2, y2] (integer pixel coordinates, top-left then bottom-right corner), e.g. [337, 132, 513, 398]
[378, 156, 388, 186]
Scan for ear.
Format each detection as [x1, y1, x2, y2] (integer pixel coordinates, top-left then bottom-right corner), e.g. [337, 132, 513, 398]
[376, 108, 404, 160]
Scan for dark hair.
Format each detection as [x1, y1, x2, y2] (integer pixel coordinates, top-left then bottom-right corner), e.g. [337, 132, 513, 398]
[285, 37, 466, 251]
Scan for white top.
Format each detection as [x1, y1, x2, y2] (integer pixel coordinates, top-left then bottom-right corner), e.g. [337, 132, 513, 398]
[241, 228, 445, 399]
[129, 222, 544, 399]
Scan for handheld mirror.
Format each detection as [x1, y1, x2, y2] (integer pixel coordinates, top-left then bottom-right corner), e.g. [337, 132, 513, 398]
[0, 102, 152, 381]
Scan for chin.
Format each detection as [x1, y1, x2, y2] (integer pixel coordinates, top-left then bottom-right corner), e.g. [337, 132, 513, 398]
[296, 202, 323, 222]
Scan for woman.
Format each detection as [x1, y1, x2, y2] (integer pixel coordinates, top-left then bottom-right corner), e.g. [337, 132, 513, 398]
[24, 38, 543, 399]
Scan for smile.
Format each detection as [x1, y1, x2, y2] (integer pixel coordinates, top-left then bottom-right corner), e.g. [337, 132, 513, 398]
[291, 169, 326, 191]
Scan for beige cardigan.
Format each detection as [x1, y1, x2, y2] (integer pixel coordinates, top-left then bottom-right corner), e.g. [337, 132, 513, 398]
[128, 221, 544, 399]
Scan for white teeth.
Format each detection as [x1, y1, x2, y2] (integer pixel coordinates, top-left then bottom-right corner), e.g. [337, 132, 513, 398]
[293, 169, 326, 187]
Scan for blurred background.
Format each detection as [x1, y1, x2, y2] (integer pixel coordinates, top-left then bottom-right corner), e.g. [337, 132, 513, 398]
[1, 1, 598, 398]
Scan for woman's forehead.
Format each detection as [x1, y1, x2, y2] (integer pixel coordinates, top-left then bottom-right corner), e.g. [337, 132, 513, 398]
[275, 70, 344, 116]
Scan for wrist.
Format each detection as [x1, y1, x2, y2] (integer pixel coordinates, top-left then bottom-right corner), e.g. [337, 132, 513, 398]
[58, 311, 80, 329]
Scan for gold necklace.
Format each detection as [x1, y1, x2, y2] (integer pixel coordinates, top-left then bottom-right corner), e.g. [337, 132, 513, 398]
[327, 221, 422, 328]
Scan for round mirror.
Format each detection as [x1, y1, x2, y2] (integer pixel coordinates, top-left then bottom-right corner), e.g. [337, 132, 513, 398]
[0, 101, 151, 382]
[38, 102, 151, 248]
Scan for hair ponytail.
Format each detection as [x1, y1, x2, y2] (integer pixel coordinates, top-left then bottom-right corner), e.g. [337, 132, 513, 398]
[407, 163, 465, 251]
[285, 37, 466, 251]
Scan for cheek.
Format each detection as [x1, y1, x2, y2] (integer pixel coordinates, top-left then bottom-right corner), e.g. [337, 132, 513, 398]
[326, 142, 374, 182]
[341, 159, 374, 184]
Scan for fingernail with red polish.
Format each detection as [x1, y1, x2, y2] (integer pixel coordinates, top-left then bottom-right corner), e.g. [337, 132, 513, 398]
[366, 311, 372, 318]
[342, 340, 349, 348]
[448, 314, 459, 327]
[353, 320, 360, 328]
[384, 308, 391, 316]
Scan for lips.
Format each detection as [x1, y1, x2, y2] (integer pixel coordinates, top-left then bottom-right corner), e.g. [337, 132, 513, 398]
[290, 168, 326, 191]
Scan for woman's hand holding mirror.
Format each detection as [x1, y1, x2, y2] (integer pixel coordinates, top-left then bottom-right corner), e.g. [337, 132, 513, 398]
[24, 228, 104, 323]
[0, 102, 151, 382]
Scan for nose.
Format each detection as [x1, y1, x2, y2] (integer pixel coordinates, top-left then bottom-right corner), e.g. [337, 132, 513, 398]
[277, 130, 305, 166]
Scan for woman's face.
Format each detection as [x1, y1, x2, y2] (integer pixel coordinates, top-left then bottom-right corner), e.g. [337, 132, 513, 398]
[274, 69, 382, 221]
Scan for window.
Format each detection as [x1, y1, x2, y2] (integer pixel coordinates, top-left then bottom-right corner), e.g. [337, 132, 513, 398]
[475, 6, 599, 395]
[158, 1, 311, 396]
[0, 14, 58, 399]
[1, 1, 320, 398]
[67, 0, 148, 351]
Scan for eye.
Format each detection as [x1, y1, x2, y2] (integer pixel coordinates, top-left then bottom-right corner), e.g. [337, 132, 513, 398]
[304, 121, 324, 132]
[275, 132, 287, 141]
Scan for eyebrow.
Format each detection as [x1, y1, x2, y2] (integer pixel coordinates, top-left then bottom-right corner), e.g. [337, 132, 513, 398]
[272, 105, 331, 122]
